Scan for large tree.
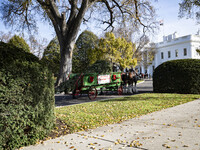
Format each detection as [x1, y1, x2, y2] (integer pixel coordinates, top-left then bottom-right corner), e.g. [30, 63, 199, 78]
[179, 0, 200, 23]
[1, 0, 157, 86]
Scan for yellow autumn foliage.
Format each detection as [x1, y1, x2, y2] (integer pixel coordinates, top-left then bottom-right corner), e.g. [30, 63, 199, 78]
[88, 32, 137, 70]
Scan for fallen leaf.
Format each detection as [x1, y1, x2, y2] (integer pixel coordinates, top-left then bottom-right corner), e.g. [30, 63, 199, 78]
[162, 144, 171, 148]
[171, 140, 176, 142]
[117, 139, 121, 143]
[115, 142, 119, 145]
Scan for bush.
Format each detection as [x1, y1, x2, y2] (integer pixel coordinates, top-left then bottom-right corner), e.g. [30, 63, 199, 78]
[0, 42, 55, 149]
[153, 59, 200, 94]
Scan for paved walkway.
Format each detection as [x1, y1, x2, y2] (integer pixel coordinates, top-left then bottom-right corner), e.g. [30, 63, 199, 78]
[22, 98, 200, 150]
[55, 79, 153, 107]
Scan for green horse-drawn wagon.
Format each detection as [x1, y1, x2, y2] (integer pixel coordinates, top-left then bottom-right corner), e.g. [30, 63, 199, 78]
[68, 72, 123, 100]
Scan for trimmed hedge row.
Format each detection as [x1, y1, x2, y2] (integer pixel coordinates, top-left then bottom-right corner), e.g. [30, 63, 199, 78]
[0, 42, 55, 149]
[153, 59, 200, 94]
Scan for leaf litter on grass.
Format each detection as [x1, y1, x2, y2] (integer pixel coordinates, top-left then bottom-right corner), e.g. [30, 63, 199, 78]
[53, 93, 199, 137]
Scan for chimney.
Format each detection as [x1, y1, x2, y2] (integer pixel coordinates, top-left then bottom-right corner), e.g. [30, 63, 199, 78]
[163, 36, 167, 42]
[173, 32, 177, 39]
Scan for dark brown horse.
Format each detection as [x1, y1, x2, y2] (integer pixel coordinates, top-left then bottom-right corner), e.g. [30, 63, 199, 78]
[121, 70, 138, 93]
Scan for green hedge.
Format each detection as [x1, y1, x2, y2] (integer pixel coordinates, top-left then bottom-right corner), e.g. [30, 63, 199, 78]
[0, 42, 55, 149]
[153, 59, 200, 94]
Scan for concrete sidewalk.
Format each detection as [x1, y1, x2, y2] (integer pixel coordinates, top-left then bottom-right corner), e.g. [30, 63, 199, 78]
[22, 99, 200, 150]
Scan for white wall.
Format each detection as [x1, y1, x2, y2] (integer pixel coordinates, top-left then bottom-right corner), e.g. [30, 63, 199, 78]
[142, 34, 200, 76]
[154, 35, 193, 68]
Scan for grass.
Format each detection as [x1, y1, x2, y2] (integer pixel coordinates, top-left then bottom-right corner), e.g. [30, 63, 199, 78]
[52, 93, 199, 137]
[137, 79, 144, 83]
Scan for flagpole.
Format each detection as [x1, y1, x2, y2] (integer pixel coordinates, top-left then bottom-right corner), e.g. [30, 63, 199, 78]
[160, 19, 165, 39]
[163, 21, 165, 37]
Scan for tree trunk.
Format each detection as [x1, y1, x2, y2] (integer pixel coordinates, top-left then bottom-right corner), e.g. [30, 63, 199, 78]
[54, 0, 91, 87]
[56, 40, 74, 87]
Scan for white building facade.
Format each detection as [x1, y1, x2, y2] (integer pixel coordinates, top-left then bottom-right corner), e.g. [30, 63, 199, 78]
[139, 33, 200, 77]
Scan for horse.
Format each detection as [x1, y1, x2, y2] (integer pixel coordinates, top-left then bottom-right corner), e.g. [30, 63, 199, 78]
[121, 69, 138, 93]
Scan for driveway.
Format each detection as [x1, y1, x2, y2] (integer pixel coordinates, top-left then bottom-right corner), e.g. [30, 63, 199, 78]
[55, 79, 153, 107]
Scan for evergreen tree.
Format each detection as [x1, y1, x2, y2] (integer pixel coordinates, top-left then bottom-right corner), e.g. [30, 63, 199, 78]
[41, 37, 60, 77]
[8, 35, 30, 53]
[72, 30, 98, 73]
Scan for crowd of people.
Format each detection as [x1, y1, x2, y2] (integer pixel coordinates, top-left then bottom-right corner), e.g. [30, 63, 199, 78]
[138, 72, 151, 79]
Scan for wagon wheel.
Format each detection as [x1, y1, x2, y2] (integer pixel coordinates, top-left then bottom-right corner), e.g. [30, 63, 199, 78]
[118, 85, 123, 95]
[72, 89, 81, 99]
[88, 87, 97, 100]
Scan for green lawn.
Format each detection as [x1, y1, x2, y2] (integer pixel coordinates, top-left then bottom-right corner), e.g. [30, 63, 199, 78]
[137, 79, 144, 83]
[54, 93, 199, 136]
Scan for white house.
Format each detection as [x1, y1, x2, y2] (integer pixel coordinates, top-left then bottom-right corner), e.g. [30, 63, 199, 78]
[138, 32, 200, 77]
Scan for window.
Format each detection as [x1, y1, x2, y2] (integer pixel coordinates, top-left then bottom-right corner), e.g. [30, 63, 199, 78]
[161, 52, 164, 59]
[184, 48, 187, 56]
[168, 51, 171, 58]
[175, 49, 178, 57]
[196, 48, 200, 56]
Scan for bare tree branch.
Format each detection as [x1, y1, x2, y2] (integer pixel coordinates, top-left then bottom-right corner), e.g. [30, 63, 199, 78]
[101, 0, 114, 31]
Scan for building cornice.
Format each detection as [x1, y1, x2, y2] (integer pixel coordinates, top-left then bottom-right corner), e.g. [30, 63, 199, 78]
[156, 35, 200, 49]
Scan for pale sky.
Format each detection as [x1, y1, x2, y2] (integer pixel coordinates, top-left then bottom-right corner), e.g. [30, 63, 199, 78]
[153, 0, 200, 42]
[0, 0, 199, 43]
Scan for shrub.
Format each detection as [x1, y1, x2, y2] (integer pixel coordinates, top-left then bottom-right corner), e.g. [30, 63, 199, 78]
[153, 59, 200, 94]
[0, 42, 55, 149]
